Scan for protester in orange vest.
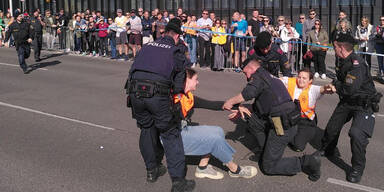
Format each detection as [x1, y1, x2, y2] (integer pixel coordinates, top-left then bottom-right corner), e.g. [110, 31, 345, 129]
[173, 68, 257, 180]
[280, 68, 335, 151]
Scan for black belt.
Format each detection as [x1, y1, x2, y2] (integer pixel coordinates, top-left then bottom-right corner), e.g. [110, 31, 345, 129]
[129, 79, 171, 98]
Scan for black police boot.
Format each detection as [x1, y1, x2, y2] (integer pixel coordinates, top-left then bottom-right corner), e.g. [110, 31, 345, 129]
[146, 164, 167, 183]
[171, 178, 195, 192]
[248, 149, 263, 162]
[301, 152, 321, 182]
[347, 170, 362, 183]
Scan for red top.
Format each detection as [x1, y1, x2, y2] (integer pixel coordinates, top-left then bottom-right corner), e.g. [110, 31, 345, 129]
[96, 23, 109, 37]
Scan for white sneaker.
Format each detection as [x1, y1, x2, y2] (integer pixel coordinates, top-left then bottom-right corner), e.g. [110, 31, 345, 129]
[195, 164, 224, 180]
[191, 63, 196, 68]
[314, 72, 320, 78]
[228, 166, 258, 179]
[321, 74, 326, 79]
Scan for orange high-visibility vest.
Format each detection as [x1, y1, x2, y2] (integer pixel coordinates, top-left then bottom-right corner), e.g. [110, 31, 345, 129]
[287, 78, 316, 120]
[173, 92, 194, 118]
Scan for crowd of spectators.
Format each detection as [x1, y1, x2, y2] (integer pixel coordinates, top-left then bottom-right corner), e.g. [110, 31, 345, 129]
[1, 8, 384, 80]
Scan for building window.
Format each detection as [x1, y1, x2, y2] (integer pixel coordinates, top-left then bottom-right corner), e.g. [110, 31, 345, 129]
[337, 0, 374, 6]
[204, 0, 212, 9]
[144, 0, 150, 10]
[289, 0, 326, 7]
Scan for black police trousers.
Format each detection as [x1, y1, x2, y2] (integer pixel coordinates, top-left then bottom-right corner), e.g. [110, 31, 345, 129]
[322, 102, 375, 173]
[262, 125, 302, 175]
[16, 44, 31, 71]
[33, 33, 43, 60]
[291, 118, 323, 151]
[130, 95, 185, 179]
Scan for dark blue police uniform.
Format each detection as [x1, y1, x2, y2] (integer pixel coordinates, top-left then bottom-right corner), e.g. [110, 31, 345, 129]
[248, 44, 292, 77]
[321, 52, 379, 183]
[241, 66, 321, 181]
[128, 35, 188, 181]
[5, 18, 34, 73]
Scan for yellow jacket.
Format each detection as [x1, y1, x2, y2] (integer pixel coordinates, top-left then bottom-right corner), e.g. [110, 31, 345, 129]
[211, 26, 227, 45]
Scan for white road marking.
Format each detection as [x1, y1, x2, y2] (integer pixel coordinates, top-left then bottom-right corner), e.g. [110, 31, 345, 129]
[377, 114, 384, 117]
[0, 101, 115, 131]
[0, 62, 48, 71]
[327, 178, 384, 192]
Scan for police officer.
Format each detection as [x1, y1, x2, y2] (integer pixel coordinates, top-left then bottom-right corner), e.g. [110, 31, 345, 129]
[223, 58, 321, 181]
[320, 33, 381, 183]
[4, 12, 34, 74]
[126, 18, 195, 192]
[30, 9, 44, 62]
[248, 31, 292, 77]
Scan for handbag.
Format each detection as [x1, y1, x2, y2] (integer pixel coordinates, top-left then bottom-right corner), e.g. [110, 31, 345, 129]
[321, 43, 328, 51]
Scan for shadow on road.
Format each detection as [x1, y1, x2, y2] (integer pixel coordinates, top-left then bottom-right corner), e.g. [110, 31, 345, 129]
[40, 52, 68, 61]
[327, 156, 352, 178]
[29, 60, 61, 73]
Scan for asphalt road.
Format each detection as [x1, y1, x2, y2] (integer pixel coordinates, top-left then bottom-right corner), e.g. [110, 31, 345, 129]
[0, 47, 384, 192]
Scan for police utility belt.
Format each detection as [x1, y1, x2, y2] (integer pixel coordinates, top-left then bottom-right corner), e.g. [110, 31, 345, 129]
[251, 101, 301, 136]
[127, 79, 171, 98]
[341, 92, 382, 112]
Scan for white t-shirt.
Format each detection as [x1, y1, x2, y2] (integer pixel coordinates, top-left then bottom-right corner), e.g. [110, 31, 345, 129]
[281, 77, 322, 108]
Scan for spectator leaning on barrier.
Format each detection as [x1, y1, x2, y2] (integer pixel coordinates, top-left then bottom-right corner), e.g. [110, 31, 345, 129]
[57, 9, 68, 50]
[107, 18, 117, 59]
[0, 10, 4, 47]
[248, 9, 261, 42]
[231, 11, 248, 72]
[115, 9, 129, 60]
[303, 9, 317, 68]
[374, 16, 384, 79]
[197, 10, 213, 68]
[96, 17, 109, 57]
[44, 10, 56, 49]
[74, 15, 83, 53]
[67, 14, 76, 52]
[183, 15, 198, 67]
[280, 19, 300, 74]
[211, 18, 227, 71]
[307, 19, 329, 79]
[142, 11, 154, 44]
[276, 16, 286, 36]
[128, 9, 142, 58]
[260, 17, 275, 35]
[355, 16, 374, 72]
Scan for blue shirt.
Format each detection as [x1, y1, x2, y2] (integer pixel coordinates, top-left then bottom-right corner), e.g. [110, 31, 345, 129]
[232, 19, 248, 36]
[295, 22, 303, 38]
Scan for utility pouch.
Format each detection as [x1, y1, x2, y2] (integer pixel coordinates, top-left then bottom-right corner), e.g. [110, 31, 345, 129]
[271, 116, 284, 136]
[134, 81, 155, 98]
[246, 113, 267, 136]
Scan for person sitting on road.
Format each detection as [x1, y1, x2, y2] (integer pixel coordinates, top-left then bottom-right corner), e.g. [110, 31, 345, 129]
[173, 68, 258, 180]
[280, 68, 335, 152]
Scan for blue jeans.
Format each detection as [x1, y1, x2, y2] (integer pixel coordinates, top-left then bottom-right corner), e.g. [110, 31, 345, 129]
[17, 44, 30, 71]
[75, 37, 82, 52]
[375, 43, 384, 75]
[110, 38, 117, 58]
[181, 124, 235, 163]
[185, 35, 197, 63]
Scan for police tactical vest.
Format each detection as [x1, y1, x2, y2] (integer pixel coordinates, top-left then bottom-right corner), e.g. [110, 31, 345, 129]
[253, 68, 293, 116]
[131, 37, 178, 80]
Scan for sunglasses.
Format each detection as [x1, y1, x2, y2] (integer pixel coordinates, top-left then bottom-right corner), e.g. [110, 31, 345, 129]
[381, 19, 384, 21]
[315, 23, 320, 25]
[221, 22, 227, 24]
[300, 17, 305, 19]
[310, 13, 316, 15]
[285, 23, 292, 25]
[203, 13, 208, 15]
[264, 20, 269, 22]
[278, 20, 284, 21]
